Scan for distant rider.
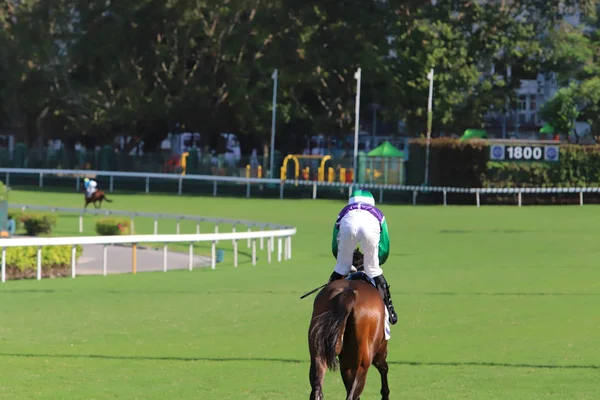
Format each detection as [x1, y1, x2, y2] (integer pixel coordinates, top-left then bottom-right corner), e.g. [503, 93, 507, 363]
[84, 177, 97, 198]
[328, 189, 398, 325]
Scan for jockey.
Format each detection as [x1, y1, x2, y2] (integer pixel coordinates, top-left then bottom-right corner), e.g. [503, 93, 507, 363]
[329, 189, 398, 325]
[83, 178, 97, 198]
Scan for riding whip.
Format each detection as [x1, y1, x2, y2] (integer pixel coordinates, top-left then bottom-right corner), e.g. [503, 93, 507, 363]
[300, 284, 326, 299]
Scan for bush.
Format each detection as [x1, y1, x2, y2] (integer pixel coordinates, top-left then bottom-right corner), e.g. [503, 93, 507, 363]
[20, 212, 58, 236]
[95, 218, 131, 235]
[8, 210, 24, 231]
[5, 245, 83, 279]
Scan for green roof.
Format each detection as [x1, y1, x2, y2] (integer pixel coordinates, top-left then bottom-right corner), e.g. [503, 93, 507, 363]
[367, 141, 404, 157]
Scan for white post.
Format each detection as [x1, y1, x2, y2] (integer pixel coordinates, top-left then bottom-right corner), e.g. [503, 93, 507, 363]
[518, 191, 522, 207]
[443, 190, 447, 206]
[196, 222, 200, 234]
[36, 246, 42, 281]
[288, 236, 292, 259]
[233, 238, 238, 267]
[176, 220, 180, 235]
[269, 69, 278, 178]
[214, 224, 219, 244]
[476, 190, 481, 208]
[130, 218, 135, 234]
[312, 182, 317, 200]
[267, 238, 272, 264]
[424, 68, 434, 186]
[353, 67, 362, 186]
[145, 177, 150, 193]
[79, 215, 83, 233]
[211, 241, 216, 269]
[39, 172, 43, 188]
[188, 243, 194, 271]
[279, 183, 284, 199]
[178, 178, 183, 195]
[284, 237, 289, 260]
[71, 245, 77, 278]
[154, 219, 158, 235]
[252, 240, 257, 266]
[213, 180, 218, 196]
[246, 181, 250, 198]
[412, 190, 417, 205]
[109, 175, 114, 192]
[247, 226, 252, 248]
[1, 247, 6, 283]
[163, 244, 168, 272]
[260, 227, 264, 250]
[103, 245, 108, 276]
[580, 191, 583, 206]
[277, 237, 282, 262]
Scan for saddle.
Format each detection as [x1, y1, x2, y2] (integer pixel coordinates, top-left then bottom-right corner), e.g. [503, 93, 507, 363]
[346, 271, 376, 288]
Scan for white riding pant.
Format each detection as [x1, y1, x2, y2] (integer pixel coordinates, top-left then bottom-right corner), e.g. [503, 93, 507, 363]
[334, 209, 383, 279]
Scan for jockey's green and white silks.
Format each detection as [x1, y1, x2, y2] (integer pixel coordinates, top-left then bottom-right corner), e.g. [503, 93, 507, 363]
[331, 190, 390, 266]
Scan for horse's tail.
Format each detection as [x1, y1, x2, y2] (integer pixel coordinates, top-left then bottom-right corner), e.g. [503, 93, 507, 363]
[309, 286, 356, 371]
[102, 194, 113, 203]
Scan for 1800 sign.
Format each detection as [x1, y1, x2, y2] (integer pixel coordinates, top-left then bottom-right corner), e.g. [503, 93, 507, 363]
[490, 144, 559, 162]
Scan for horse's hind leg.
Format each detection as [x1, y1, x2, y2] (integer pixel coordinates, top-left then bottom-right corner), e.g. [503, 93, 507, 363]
[346, 365, 369, 400]
[373, 344, 390, 400]
[309, 358, 327, 400]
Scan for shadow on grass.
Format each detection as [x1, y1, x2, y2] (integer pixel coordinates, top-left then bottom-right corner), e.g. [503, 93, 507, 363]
[0, 352, 598, 370]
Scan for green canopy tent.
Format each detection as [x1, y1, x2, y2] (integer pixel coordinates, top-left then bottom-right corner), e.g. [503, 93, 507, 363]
[459, 129, 487, 142]
[363, 141, 405, 185]
[540, 123, 555, 135]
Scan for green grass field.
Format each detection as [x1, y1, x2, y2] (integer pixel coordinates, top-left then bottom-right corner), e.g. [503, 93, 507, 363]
[1, 189, 599, 399]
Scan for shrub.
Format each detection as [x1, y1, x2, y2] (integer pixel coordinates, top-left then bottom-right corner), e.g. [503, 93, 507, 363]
[5, 245, 83, 279]
[20, 212, 58, 236]
[8, 210, 24, 231]
[95, 218, 131, 235]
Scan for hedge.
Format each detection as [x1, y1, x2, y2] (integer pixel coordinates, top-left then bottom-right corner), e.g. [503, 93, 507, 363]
[19, 212, 58, 236]
[95, 217, 132, 235]
[4, 245, 83, 280]
[406, 139, 600, 189]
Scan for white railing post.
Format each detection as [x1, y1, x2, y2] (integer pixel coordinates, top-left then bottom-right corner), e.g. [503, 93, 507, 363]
[145, 177, 150, 194]
[71, 245, 77, 278]
[277, 237, 282, 262]
[109, 175, 114, 192]
[189, 243, 194, 271]
[103, 245, 108, 276]
[443, 190, 447, 206]
[252, 240, 257, 265]
[178, 177, 183, 195]
[260, 226, 264, 250]
[154, 219, 158, 235]
[37, 246, 42, 281]
[196, 222, 200, 234]
[211, 241, 216, 269]
[247, 226, 252, 248]
[580, 190, 583, 206]
[214, 223, 219, 244]
[39, 172, 44, 188]
[476, 190, 481, 208]
[213, 181, 217, 196]
[312, 182, 317, 200]
[267, 237, 272, 264]
[163, 244, 168, 272]
[176, 219, 180, 235]
[79, 215, 83, 233]
[1, 247, 6, 283]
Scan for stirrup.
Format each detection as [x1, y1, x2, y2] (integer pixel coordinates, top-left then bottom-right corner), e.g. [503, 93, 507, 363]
[328, 271, 344, 283]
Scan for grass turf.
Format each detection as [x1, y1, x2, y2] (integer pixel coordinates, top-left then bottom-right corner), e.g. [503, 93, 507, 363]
[1, 188, 599, 399]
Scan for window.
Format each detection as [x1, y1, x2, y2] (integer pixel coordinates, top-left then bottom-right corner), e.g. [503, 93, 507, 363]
[529, 96, 537, 112]
[519, 96, 527, 111]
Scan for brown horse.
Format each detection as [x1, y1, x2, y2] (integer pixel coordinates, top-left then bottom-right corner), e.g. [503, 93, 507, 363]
[308, 251, 390, 400]
[82, 188, 113, 209]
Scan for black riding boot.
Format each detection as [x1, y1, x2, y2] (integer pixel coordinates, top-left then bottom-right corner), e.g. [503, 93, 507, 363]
[373, 275, 398, 325]
[328, 271, 344, 283]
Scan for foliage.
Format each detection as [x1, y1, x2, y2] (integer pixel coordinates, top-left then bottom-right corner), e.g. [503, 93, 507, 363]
[7, 210, 24, 230]
[5, 244, 82, 272]
[95, 217, 131, 235]
[20, 212, 58, 236]
[1, 1, 599, 146]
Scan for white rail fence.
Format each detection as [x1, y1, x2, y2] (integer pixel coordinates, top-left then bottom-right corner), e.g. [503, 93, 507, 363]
[1, 205, 296, 283]
[10, 204, 288, 235]
[1, 167, 598, 205]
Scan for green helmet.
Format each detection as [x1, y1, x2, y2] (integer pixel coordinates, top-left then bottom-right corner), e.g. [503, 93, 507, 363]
[348, 189, 375, 206]
[84, 178, 89, 183]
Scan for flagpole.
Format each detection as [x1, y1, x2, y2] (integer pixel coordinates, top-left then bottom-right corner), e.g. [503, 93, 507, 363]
[353, 67, 362, 189]
[424, 68, 434, 186]
[269, 69, 278, 178]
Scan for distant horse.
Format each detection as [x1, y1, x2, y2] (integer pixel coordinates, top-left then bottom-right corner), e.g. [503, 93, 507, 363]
[82, 188, 113, 209]
[308, 250, 390, 400]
